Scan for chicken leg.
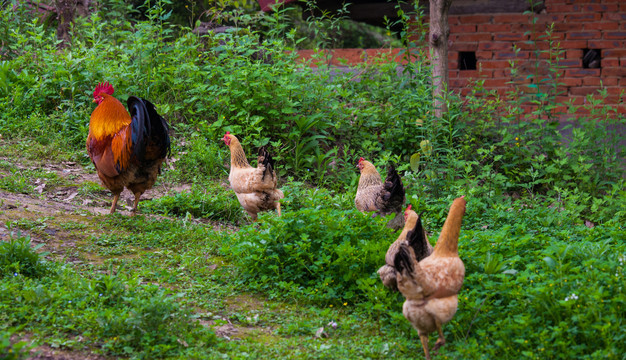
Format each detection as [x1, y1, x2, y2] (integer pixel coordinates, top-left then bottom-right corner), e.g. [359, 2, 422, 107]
[131, 192, 142, 216]
[276, 202, 281, 216]
[110, 193, 120, 214]
[431, 319, 446, 355]
[419, 332, 431, 360]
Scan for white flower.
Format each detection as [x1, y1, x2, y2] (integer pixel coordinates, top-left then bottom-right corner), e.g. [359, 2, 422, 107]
[564, 293, 578, 301]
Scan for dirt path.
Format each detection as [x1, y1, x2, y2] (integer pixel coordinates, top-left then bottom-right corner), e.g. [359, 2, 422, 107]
[0, 158, 276, 359]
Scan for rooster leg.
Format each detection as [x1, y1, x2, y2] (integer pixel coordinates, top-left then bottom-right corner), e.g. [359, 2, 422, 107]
[431, 320, 446, 355]
[276, 202, 282, 216]
[419, 332, 431, 360]
[131, 192, 142, 216]
[110, 194, 120, 214]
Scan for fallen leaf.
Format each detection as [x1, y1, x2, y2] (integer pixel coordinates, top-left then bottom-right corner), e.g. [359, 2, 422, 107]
[63, 192, 78, 202]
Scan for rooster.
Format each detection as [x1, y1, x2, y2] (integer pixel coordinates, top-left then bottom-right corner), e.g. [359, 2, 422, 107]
[394, 196, 467, 360]
[355, 158, 405, 229]
[378, 205, 432, 291]
[222, 132, 283, 221]
[87, 82, 170, 215]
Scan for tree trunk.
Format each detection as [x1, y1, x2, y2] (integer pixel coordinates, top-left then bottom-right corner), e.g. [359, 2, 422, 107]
[429, 0, 453, 118]
[55, 0, 76, 48]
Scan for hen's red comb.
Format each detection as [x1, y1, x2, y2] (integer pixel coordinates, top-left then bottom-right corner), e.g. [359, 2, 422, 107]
[405, 204, 412, 213]
[358, 157, 365, 163]
[226, 131, 230, 135]
[93, 82, 114, 98]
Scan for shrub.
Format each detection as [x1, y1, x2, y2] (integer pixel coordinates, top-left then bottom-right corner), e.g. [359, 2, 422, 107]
[0, 232, 49, 279]
[222, 207, 396, 305]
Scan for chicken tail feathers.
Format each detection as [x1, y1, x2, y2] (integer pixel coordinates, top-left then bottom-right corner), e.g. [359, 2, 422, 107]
[258, 147, 275, 181]
[127, 96, 171, 162]
[380, 164, 405, 213]
[406, 214, 432, 262]
[433, 196, 467, 257]
[394, 244, 415, 276]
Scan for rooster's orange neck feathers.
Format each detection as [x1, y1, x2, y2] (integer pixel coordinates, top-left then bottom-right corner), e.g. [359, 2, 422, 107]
[89, 94, 131, 139]
[432, 196, 466, 257]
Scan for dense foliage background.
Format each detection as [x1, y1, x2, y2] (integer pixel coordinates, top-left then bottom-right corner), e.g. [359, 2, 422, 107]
[0, 0, 624, 359]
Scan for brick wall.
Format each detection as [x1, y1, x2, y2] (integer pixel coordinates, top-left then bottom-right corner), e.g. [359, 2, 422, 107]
[448, 0, 626, 113]
[296, 0, 626, 114]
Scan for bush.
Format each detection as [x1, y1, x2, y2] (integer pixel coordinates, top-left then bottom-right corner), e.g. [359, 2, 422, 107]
[0, 233, 49, 279]
[222, 207, 396, 305]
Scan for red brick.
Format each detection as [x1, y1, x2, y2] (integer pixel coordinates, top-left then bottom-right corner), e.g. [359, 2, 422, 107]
[476, 51, 493, 60]
[460, 15, 493, 23]
[602, 58, 620, 67]
[566, 13, 602, 22]
[604, 87, 623, 95]
[481, 79, 511, 88]
[603, 49, 626, 57]
[556, 96, 584, 105]
[568, 31, 602, 40]
[582, 3, 616, 12]
[450, 24, 477, 33]
[547, 4, 582, 12]
[562, 77, 583, 87]
[448, 16, 461, 25]
[450, 78, 468, 88]
[491, 14, 532, 24]
[602, 67, 626, 76]
[492, 69, 511, 78]
[605, 32, 626, 39]
[603, 13, 626, 21]
[558, 40, 589, 49]
[554, 23, 584, 32]
[584, 22, 620, 31]
[534, 14, 564, 24]
[458, 70, 483, 78]
[570, 87, 600, 96]
[480, 60, 512, 69]
[566, 49, 583, 59]
[598, 77, 618, 86]
[452, 33, 493, 42]
[479, 42, 513, 51]
[477, 24, 511, 32]
[565, 68, 601, 77]
[588, 40, 624, 48]
[495, 33, 529, 41]
[496, 51, 530, 59]
[558, 59, 582, 67]
[451, 43, 479, 53]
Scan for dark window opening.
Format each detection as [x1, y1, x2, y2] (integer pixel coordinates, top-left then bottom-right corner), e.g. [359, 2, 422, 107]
[459, 51, 477, 70]
[582, 49, 601, 69]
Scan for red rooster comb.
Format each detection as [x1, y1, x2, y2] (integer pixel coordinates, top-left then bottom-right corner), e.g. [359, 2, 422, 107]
[405, 204, 412, 214]
[93, 82, 114, 99]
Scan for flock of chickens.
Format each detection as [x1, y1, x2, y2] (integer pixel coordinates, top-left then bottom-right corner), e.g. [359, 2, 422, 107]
[87, 82, 466, 359]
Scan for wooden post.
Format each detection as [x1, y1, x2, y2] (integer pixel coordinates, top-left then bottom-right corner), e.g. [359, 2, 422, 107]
[429, 0, 453, 118]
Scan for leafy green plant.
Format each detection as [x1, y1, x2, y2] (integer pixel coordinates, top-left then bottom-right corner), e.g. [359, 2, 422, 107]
[0, 232, 49, 279]
[223, 207, 396, 305]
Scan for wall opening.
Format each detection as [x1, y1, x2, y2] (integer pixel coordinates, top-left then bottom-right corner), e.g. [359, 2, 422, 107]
[459, 51, 477, 70]
[582, 49, 601, 69]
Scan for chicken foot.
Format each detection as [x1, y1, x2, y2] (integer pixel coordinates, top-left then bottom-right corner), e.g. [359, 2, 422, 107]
[431, 320, 446, 355]
[110, 194, 120, 214]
